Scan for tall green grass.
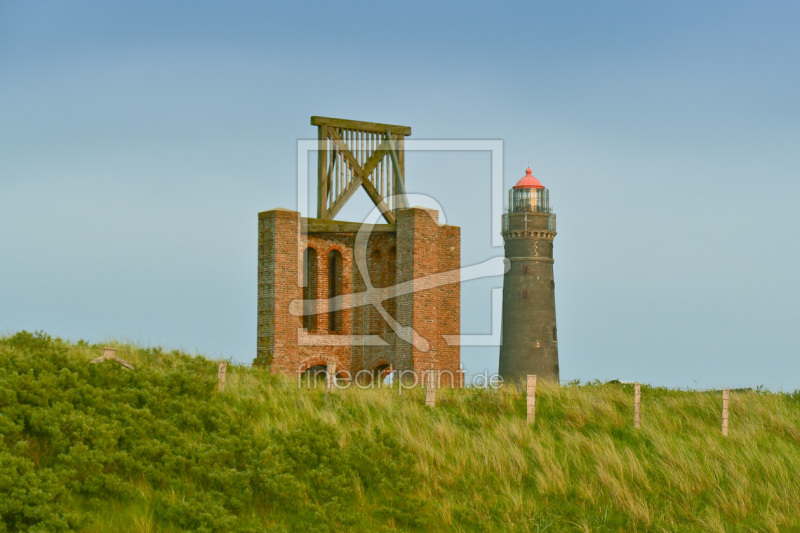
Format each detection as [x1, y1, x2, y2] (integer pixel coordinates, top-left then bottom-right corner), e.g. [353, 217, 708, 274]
[2, 331, 800, 531]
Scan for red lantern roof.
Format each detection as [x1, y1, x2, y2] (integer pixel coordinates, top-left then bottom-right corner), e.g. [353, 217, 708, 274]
[513, 168, 545, 189]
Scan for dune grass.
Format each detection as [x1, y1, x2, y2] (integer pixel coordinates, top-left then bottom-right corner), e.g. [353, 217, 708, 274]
[2, 331, 800, 531]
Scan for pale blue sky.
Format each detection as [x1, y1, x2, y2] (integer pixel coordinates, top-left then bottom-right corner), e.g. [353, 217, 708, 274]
[2, 1, 799, 389]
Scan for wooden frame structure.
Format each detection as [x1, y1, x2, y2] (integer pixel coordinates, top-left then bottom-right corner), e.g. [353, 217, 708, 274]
[311, 116, 410, 224]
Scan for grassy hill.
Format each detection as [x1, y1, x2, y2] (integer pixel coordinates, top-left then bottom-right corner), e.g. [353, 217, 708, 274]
[2, 331, 800, 532]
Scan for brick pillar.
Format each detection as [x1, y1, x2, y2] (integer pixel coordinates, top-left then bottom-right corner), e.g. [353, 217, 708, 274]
[438, 224, 461, 386]
[257, 209, 301, 373]
[396, 207, 455, 381]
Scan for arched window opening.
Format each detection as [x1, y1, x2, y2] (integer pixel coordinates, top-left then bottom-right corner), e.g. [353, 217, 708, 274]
[328, 250, 343, 332]
[371, 248, 381, 261]
[300, 364, 327, 387]
[374, 364, 394, 386]
[303, 248, 318, 331]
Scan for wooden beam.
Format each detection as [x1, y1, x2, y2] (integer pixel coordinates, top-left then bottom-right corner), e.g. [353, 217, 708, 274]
[301, 218, 396, 234]
[311, 116, 411, 136]
[327, 174, 361, 220]
[327, 139, 391, 220]
[327, 128, 396, 224]
[361, 139, 391, 179]
[326, 145, 336, 205]
[317, 126, 328, 219]
[387, 131, 409, 209]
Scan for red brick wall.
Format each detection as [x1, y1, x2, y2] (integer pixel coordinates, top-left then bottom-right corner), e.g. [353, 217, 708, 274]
[439, 224, 462, 386]
[258, 207, 461, 386]
[257, 209, 300, 370]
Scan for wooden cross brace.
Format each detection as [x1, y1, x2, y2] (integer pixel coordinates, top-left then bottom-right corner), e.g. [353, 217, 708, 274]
[312, 116, 410, 224]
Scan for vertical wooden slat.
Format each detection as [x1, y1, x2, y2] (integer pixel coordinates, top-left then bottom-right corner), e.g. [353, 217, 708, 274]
[346, 156, 351, 197]
[339, 145, 348, 200]
[527, 375, 537, 424]
[343, 129, 348, 198]
[397, 134, 405, 210]
[722, 389, 729, 436]
[343, 130, 353, 194]
[331, 134, 336, 200]
[388, 132, 408, 211]
[217, 361, 228, 392]
[389, 133, 395, 211]
[334, 149, 339, 203]
[340, 150, 345, 199]
[336, 142, 341, 198]
[634, 382, 641, 429]
[326, 130, 337, 205]
[317, 125, 328, 219]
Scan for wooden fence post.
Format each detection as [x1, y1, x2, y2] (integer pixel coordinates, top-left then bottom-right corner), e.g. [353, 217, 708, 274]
[217, 361, 228, 392]
[425, 370, 437, 407]
[722, 389, 729, 437]
[634, 382, 641, 429]
[527, 375, 537, 424]
[326, 362, 337, 392]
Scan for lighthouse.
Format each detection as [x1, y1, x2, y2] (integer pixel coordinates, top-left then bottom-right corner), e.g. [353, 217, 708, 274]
[499, 168, 559, 383]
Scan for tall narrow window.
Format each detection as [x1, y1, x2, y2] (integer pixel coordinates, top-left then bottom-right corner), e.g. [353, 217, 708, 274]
[328, 250, 343, 332]
[303, 248, 318, 331]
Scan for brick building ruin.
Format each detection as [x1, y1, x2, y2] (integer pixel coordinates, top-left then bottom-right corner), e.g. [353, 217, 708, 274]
[257, 117, 462, 386]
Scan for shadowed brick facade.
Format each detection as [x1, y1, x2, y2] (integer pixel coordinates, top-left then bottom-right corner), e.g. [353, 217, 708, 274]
[257, 207, 462, 385]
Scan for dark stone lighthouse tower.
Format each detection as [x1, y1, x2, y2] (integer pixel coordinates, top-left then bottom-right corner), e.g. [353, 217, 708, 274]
[499, 168, 559, 383]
